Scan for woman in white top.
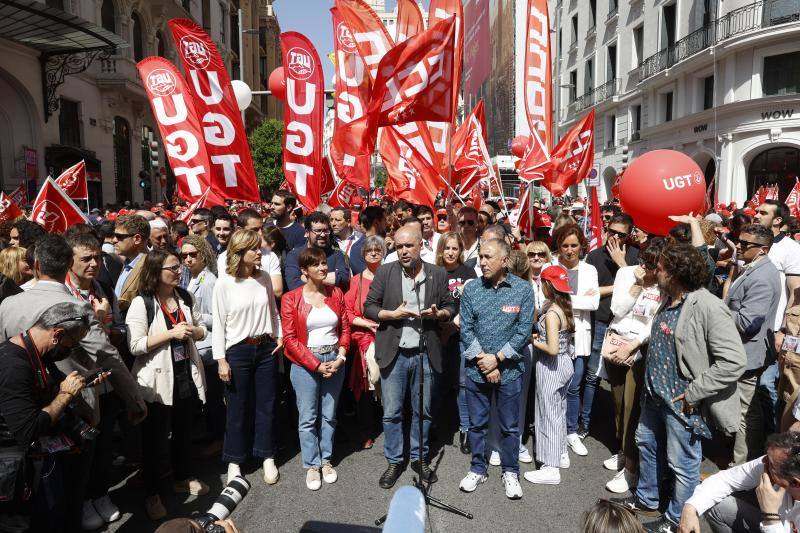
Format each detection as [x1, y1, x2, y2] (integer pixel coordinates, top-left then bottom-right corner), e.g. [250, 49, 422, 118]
[601, 238, 666, 494]
[552, 224, 600, 457]
[212, 229, 282, 485]
[180, 234, 222, 453]
[281, 247, 350, 490]
[126, 249, 208, 520]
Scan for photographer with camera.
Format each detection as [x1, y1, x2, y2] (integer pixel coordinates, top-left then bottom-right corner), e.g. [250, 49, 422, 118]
[0, 302, 106, 532]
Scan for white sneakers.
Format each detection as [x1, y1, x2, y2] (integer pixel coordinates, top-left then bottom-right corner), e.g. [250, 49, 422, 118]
[322, 463, 338, 484]
[518, 448, 534, 463]
[604, 452, 625, 471]
[263, 458, 280, 485]
[502, 472, 523, 499]
[567, 433, 588, 456]
[82, 501, 104, 530]
[523, 466, 561, 485]
[488, 450, 501, 466]
[606, 468, 636, 494]
[227, 463, 242, 484]
[306, 468, 322, 491]
[459, 471, 488, 492]
[93, 495, 121, 523]
[560, 452, 571, 469]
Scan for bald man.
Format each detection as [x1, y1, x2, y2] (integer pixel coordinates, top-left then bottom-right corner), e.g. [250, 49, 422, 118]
[364, 226, 457, 489]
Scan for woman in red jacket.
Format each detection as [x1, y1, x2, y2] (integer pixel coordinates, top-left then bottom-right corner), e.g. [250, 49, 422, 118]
[281, 247, 350, 491]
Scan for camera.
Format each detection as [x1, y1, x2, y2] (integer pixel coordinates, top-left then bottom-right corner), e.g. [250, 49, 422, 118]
[194, 475, 250, 532]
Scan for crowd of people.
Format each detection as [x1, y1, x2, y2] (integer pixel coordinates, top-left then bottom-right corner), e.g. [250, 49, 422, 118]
[0, 188, 799, 533]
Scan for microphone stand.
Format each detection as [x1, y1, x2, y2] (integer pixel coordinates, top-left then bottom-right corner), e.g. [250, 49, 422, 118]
[375, 258, 472, 526]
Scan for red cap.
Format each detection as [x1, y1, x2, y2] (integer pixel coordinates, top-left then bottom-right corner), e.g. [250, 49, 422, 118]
[436, 208, 447, 216]
[106, 212, 118, 222]
[744, 208, 756, 216]
[534, 212, 552, 228]
[541, 265, 572, 294]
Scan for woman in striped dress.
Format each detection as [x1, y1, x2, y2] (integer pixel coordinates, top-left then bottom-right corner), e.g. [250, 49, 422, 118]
[524, 265, 576, 486]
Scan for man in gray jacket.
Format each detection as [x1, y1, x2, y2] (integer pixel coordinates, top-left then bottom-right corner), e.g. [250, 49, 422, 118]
[722, 224, 781, 464]
[615, 242, 746, 533]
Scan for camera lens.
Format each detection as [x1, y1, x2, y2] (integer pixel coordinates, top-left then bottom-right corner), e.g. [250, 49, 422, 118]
[206, 475, 250, 521]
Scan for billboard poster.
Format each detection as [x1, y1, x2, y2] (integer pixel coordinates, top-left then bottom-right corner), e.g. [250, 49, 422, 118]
[485, 0, 515, 157]
[463, 0, 491, 97]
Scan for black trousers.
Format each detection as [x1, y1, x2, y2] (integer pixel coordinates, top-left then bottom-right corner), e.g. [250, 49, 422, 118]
[141, 396, 195, 496]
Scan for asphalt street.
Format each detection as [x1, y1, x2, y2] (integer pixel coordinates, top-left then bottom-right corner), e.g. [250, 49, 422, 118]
[104, 384, 719, 532]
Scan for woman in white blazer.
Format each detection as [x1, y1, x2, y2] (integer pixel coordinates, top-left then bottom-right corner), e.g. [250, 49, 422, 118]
[553, 224, 599, 457]
[126, 249, 208, 521]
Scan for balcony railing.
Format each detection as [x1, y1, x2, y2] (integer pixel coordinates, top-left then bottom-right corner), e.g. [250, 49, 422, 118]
[638, 0, 800, 81]
[607, 4, 619, 21]
[572, 78, 620, 112]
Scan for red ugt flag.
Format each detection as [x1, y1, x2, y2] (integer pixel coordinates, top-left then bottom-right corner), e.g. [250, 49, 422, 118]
[0, 192, 23, 224]
[588, 186, 603, 251]
[54, 160, 88, 200]
[540, 110, 595, 197]
[786, 179, 800, 218]
[8, 184, 26, 207]
[30, 178, 89, 233]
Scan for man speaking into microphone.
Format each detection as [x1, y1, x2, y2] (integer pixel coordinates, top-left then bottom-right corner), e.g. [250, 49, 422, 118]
[365, 225, 455, 489]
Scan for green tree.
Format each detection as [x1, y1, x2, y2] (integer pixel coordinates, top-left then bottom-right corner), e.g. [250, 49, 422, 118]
[248, 119, 284, 192]
[374, 165, 388, 188]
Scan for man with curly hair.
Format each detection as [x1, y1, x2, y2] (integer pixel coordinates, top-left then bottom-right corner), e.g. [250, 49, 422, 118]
[614, 242, 746, 533]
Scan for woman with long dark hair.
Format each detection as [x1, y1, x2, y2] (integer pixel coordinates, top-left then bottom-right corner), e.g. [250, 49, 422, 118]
[126, 249, 208, 520]
[524, 265, 575, 486]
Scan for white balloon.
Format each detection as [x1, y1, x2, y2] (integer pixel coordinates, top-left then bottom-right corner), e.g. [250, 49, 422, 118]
[231, 80, 252, 111]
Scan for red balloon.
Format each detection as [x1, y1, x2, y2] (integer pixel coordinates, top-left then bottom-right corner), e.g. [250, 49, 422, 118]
[619, 150, 706, 236]
[511, 135, 530, 158]
[268, 67, 286, 101]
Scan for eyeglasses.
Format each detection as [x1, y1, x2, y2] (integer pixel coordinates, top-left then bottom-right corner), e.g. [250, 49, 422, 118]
[607, 229, 629, 239]
[459, 219, 476, 226]
[528, 251, 548, 259]
[736, 238, 764, 250]
[364, 248, 383, 256]
[161, 264, 182, 273]
[601, 215, 614, 221]
[181, 251, 199, 259]
[113, 232, 134, 241]
[309, 228, 329, 235]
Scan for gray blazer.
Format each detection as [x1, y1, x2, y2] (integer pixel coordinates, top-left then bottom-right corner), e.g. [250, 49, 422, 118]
[672, 288, 747, 435]
[364, 261, 456, 373]
[723, 257, 782, 370]
[0, 281, 145, 424]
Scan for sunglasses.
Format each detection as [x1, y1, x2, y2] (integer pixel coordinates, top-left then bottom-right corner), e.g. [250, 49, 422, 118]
[459, 219, 476, 226]
[736, 238, 764, 250]
[190, 219, 207, 225]
[161, 264, 181, 273]
[437, 215, 447, 221]
[113, 232, 134, 241]
[607, 229, 629, 239]
[181, 251, 199, 259]
[601, 214, 614, 221]
[528, 251, 548, 258]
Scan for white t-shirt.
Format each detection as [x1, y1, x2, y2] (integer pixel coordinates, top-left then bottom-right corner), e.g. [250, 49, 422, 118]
[217, 248, 281, 280]
[768, 234, 800, 329]
[384, 247, 437, 265]
[306, 304, 339, 347]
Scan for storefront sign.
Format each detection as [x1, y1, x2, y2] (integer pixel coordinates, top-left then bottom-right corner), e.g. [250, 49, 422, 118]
[23, 147, 37, 180]
[761, 109, 795, 120]
[693, 123, 708, 133]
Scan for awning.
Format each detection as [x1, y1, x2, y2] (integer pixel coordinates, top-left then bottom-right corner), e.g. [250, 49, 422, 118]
[0, 0, 127, 55]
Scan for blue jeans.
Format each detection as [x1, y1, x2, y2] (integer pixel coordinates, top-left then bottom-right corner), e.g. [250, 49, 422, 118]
[758, 360, 779, 434]
[457, 350, 470, 432]
[635, 394, 703, 523]
[579, 321, 608, 431]
[465, 375, 522, 475]
[290, 351, 345, 468]
[381, 350, 436, 464]
[223, 339, 278, 464]
[566, 356, 587, 433]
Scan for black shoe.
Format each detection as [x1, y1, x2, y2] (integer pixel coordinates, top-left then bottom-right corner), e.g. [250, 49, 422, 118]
[577, 424, 589, 439]
[379, 463, 404, 489]
[643, 516, 677, 533]
[411, 460, 438, 484]
[459, 431, 471, 455]
[610, 495, 660, 518]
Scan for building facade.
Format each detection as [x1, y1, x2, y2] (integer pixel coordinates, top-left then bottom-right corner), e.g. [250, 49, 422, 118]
[0, 0, 281, 208]
[554, 0, 800, 205]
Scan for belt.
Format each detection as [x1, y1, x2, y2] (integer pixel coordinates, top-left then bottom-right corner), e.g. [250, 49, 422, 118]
[398, 346, 423, 354]
[243, 333, 272, 345]
[308, 344, 338, 354]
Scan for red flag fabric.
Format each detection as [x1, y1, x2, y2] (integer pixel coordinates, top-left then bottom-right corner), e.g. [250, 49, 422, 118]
[452, 101, 495, 193]
[321, 156, 336, 196]
[168, 19, 261, 202]
[331, 17, 457, 162]
[30, 178, 89, 233]
[7, 184, 26, 207]
[747, 185, 764, 209]
[786, 179, 800, 218]
[0, 192, 23, 224]
[280, 31, 325, 212]
[588, 186, 603, 251]
[396, 0, 425, 43]
[470, 180, 482, 211]
[524, 0, 553, 152]
[381, 127, 441, 208]
[54, 160, 88, 200]
[328, 179, 360, 208]
[176, 188, 210, 223]
[540, 110, 595, 197]
[516, 185, 531, 238]
[765, 184, 780, 201]
[137, 57, 225, 205]
[518, 128, 552, 182]
[330, 8, 372, 189]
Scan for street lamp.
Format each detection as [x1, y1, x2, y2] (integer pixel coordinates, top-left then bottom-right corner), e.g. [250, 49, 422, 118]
[238, 9, 261, 122]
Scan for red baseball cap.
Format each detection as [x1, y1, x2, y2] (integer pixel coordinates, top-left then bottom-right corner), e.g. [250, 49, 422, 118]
[541, 265, 572, 294]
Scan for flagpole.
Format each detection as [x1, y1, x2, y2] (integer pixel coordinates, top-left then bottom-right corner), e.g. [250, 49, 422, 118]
[438, 171, 467, 204]
[527, 182, 534, 240]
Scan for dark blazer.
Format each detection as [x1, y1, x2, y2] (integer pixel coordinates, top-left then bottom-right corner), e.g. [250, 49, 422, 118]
[364, 261, 456, 373]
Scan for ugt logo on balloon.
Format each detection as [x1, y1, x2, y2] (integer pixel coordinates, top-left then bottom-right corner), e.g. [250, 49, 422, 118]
[336, 22, 357, 53]
[147, 69, 177, 97]
[33, 201, 66, 233]
[180, 36, 211, 69]
[288, 47, 314, 80]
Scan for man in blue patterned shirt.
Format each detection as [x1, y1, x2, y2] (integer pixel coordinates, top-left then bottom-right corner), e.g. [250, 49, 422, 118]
[458, 239, 535, 500]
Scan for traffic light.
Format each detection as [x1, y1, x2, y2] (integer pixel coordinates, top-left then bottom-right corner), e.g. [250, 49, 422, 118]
[150, 140, 159, 169]
[621, 146, 629, 172]
[138, 170, 150, 189]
